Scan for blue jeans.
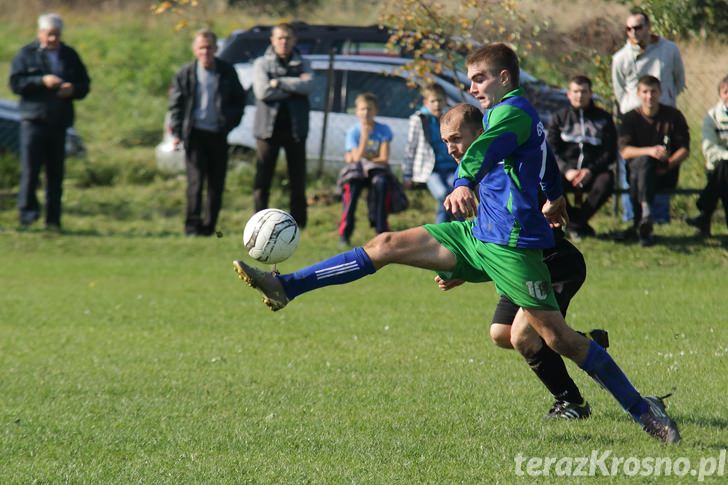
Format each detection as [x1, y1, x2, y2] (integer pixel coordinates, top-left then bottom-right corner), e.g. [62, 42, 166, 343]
[426, 168, 456, 223]
[618, 157, 670, 223]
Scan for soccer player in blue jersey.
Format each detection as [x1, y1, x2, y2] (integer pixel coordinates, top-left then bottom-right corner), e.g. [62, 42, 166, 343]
[233, 43, 680, 443]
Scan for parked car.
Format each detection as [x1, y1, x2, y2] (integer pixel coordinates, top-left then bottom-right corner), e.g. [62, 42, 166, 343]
[0, 98, 86, 158]
[218, 22, 393, 65]
[155, 23, 569, 173]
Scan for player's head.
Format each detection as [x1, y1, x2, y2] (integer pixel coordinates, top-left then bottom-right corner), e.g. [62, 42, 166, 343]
[193, 29, 217, 69]
[440, 103, 484, 162]
[718, 74, 728, 107]
[465, 43, 519, 110]
[637, 75, 661, 111]
[420, 83, 447, 118]
[355, 92, 378, 123]
[37, 13, 63, 50]
[567, 75, 593, 109]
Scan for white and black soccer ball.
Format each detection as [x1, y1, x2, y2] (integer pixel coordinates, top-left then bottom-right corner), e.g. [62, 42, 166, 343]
[243, 209, 300, 264]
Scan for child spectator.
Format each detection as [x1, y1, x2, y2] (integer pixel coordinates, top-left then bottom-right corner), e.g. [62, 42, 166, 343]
[686, 74, 728, 237]
[338, 93, 394, 245]
[402, 83, 458, 223]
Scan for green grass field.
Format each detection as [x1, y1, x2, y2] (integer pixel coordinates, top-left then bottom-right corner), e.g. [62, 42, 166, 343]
[2, 178, 728, 483]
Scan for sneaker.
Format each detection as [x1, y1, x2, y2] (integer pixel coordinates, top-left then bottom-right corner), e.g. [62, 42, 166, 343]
[638, 220, 654, 247]
[232, 260, 289, 311]
[545, 400, 591, 420]
[638, 395, 681, 443]
[686, 215, 711, 237]
[586, 329, 609, 349]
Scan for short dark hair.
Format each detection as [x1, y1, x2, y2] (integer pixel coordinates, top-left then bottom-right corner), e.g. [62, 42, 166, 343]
[465, 43, 520, 87]
[272, 23, 296, 37]
[629, 8, 650, 25]
[194, 28, 217, 45]
[568, 75, 592, 90]
[355, 92, 378, 109]
[421, 83, 446, 99]
[638, 75, 661, 89]
[718, 74, 728, 92]
[440, 103, 483, 132]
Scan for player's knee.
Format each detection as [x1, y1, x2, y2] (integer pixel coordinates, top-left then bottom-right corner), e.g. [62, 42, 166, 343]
[511, 330, 540, 356]
[490, 325, 512, 348]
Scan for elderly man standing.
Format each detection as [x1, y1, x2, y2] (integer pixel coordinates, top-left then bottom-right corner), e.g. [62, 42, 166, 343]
[612, 8, 685, 116]
[252, 23, 314, 229]
[169, 29, 245, 237]
[9, 13, 90, 232]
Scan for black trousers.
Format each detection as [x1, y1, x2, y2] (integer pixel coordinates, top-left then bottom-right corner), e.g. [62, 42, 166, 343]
[338, 171, 388, 241]
[253, 131, 307, 228]
[185, 128, 228, 235]
[627, 155, 657, 225]
[564, 170, 614, 229]
[18, 121, 66, 226]
[697, 160, 728, 226]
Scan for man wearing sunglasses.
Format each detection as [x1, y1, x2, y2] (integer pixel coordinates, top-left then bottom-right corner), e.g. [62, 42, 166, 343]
[612, 8, 685, 117]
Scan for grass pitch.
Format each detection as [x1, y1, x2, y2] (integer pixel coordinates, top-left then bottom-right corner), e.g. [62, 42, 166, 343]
[1, 188, 727, 483]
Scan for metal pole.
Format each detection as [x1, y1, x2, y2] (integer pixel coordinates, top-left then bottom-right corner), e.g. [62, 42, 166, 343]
[317, 49, 336, 177]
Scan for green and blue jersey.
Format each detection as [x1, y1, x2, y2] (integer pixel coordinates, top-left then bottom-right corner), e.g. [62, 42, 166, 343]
[454, 88, 563, 249]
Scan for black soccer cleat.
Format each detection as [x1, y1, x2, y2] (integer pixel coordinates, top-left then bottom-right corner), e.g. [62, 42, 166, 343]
[544, 400, 592, 420]
[578, 329, 610, 349]
[638, 394, 681, 444]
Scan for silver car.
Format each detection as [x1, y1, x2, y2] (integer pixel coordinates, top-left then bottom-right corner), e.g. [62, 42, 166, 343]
[155, 55, 567, 173]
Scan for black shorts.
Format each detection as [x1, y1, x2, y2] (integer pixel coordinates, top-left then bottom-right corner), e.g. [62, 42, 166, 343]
[490, 237, 587, 325]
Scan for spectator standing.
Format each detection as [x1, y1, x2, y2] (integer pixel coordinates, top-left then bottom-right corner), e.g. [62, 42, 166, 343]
[252, 23, 313, 229]
[686, 75, 728, 237]
[612, 9, 685, 116]
[169, 29, 245, 236]
[619, 75, 690, 246]
[547, 75, 617, 239]
[9, 13, 90, 232]
[402, 83, 458, 223]
[612, 9, 686, 224]
[338, 93, 393, 245]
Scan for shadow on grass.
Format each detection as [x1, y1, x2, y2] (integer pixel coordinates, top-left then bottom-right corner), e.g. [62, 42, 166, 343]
[597, 230, 727, 252]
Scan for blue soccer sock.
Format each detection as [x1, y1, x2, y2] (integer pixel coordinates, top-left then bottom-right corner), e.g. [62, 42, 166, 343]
[579, 341, 649, 420]
[278, 247, 376, 300]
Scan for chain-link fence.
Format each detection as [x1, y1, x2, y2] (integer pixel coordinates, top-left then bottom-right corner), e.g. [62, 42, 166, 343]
[674, 40, 728, 190]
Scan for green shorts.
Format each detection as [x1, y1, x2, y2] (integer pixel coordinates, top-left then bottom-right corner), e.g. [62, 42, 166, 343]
[423, 220, 559, 311]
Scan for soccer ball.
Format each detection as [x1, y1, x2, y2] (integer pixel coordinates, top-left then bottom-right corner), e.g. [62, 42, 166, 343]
[243, 209, 300, 264]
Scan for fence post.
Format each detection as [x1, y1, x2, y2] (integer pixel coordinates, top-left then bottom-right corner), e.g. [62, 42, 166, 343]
[317, 49, 336, 177]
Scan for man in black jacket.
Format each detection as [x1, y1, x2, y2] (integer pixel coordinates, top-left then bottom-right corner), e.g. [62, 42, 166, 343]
[547, 75, 617, 239]
[10, 13, 90, 231]
[169, 29, 246, 236]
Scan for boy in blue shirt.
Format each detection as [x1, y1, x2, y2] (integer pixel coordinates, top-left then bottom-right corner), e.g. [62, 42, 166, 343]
[339, 92, 394, 245]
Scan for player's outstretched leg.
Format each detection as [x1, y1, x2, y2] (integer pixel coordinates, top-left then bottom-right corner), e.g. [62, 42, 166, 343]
[234, 227, 456, 311]
[233, 246, 375, 311]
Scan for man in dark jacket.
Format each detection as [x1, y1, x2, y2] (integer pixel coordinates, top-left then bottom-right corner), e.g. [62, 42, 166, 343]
[169, 29, 246, 236]
[252, 23, 314, 228]
[9, 13, 90, 231]
[547, 75, 617, 238]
